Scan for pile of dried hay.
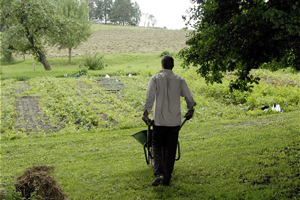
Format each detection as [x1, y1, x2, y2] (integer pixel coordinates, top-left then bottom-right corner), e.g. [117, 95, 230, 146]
[14, 165, 68, 200]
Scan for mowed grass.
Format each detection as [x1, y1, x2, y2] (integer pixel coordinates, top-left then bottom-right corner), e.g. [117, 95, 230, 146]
[0, 53, 183, 80]
[1, 111, 299, 199]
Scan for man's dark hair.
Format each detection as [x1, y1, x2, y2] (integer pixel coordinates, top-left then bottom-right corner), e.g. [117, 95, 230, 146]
[161, 55, 174, 70]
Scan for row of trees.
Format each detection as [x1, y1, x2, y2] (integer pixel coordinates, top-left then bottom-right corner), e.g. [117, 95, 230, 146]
[1, 0, 91, 70]
[87, 0, 142, 26]
[180, 0, 300, 91]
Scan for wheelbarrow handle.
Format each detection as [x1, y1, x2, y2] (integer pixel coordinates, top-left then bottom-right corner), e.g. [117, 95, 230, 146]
[147, 123, 151, 151]
[143, 142, 151, 165]
[179, 118, 187, 131]
[175, 141, 181, 161]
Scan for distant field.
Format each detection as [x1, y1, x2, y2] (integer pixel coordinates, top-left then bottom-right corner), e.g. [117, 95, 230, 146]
[50, 25, 189, 57]
[13, 25, 190, 60]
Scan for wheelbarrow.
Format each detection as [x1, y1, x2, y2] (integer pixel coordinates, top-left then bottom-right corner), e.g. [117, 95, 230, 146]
[131, 118, 188, 166]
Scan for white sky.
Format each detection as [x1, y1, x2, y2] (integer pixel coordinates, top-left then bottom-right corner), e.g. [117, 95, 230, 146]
[134, 0, 194, 29]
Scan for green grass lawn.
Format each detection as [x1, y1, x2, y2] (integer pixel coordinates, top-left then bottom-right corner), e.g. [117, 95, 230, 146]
[0, 53, 182, 80]
[1, 111, 299, 199]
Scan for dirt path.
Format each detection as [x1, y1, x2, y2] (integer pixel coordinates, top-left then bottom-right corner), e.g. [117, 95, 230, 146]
[14, 82, 63, 135]
[97, 77, 125, 91]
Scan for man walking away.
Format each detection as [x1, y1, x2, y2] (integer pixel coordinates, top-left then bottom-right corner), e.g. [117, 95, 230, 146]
[142, 55, 196, 186]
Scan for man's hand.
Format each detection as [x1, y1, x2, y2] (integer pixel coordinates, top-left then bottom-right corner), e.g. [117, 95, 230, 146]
[184, 109, 194, 120]
[142, 110, 152, 126]
[142, 117, 152, 126]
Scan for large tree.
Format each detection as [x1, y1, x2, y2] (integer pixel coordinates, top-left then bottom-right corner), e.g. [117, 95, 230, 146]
[180, 0, 300, 91]
[110, 0, 138, 25]
[90, 0, 113, 23]
[103, 0, 113, 23]
[147, 14, 157, 27]
[52, 0, 92, 63]
[88, 0, 140, 25]
[1, 0, 59, 70]
[132, 1, 142, 26]
[93, 0, 105, 20]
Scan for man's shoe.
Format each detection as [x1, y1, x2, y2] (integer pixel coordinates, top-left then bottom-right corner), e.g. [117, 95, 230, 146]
[162, 179, 170, 186]
[152, 175, 163, 186]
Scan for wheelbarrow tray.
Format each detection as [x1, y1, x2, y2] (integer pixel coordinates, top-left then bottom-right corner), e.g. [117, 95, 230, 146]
[131, 129, 152, 146]
[131, 127, 180, 165]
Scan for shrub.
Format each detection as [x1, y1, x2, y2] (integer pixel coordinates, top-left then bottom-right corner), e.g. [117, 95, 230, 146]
[74, 65, 89, 77]
[82, 52, 106, 70]
[159, 50, 171, 58]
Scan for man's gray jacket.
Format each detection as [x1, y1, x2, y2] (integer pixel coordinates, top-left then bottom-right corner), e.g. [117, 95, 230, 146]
[143, 69, 196, 126]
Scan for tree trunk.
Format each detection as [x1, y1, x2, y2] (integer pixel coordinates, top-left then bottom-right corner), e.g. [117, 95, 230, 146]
[295, 46, 300, 71]
[8, 45, 14, 64]
[26, 29, 51, 70]
[69, 48, 72, 63]
[37, 49, 51, 70]
[9, 52, 12, 64]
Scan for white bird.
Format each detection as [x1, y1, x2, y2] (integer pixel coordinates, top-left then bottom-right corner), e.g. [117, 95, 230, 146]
[105, 74, 110, 78]
[271, 104, 282, 112]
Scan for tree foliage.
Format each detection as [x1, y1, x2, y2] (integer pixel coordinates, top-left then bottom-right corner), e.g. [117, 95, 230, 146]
[1, 0, 58, 70]
[88, 0, 141, 25]
[52, 0, 91, 63]
[132, 1, 142, 25]
[1, 0, 92, 69]
[180, 0, 300, 91]
[88, 0, 113, 23]
[147, 14, 157, 27]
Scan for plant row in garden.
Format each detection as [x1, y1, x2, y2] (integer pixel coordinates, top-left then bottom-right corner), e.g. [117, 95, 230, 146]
[1, 68, 299, 135]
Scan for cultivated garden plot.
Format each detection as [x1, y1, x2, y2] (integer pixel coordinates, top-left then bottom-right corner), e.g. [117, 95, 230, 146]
[1, 68, 300, 135]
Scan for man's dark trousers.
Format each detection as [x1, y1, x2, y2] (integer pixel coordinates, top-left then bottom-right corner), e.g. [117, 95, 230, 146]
[152, 125, 180, 182]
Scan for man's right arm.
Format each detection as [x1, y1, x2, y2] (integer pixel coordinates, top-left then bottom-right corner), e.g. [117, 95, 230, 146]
[143, 77, 156, 123]
[181, 80, 196, 110]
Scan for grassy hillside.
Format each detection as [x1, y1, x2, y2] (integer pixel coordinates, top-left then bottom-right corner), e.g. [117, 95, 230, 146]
[0, 24, 299, 199]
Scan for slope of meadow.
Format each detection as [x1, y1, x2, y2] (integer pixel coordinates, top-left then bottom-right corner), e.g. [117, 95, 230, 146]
[1, 25, 299, 199]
